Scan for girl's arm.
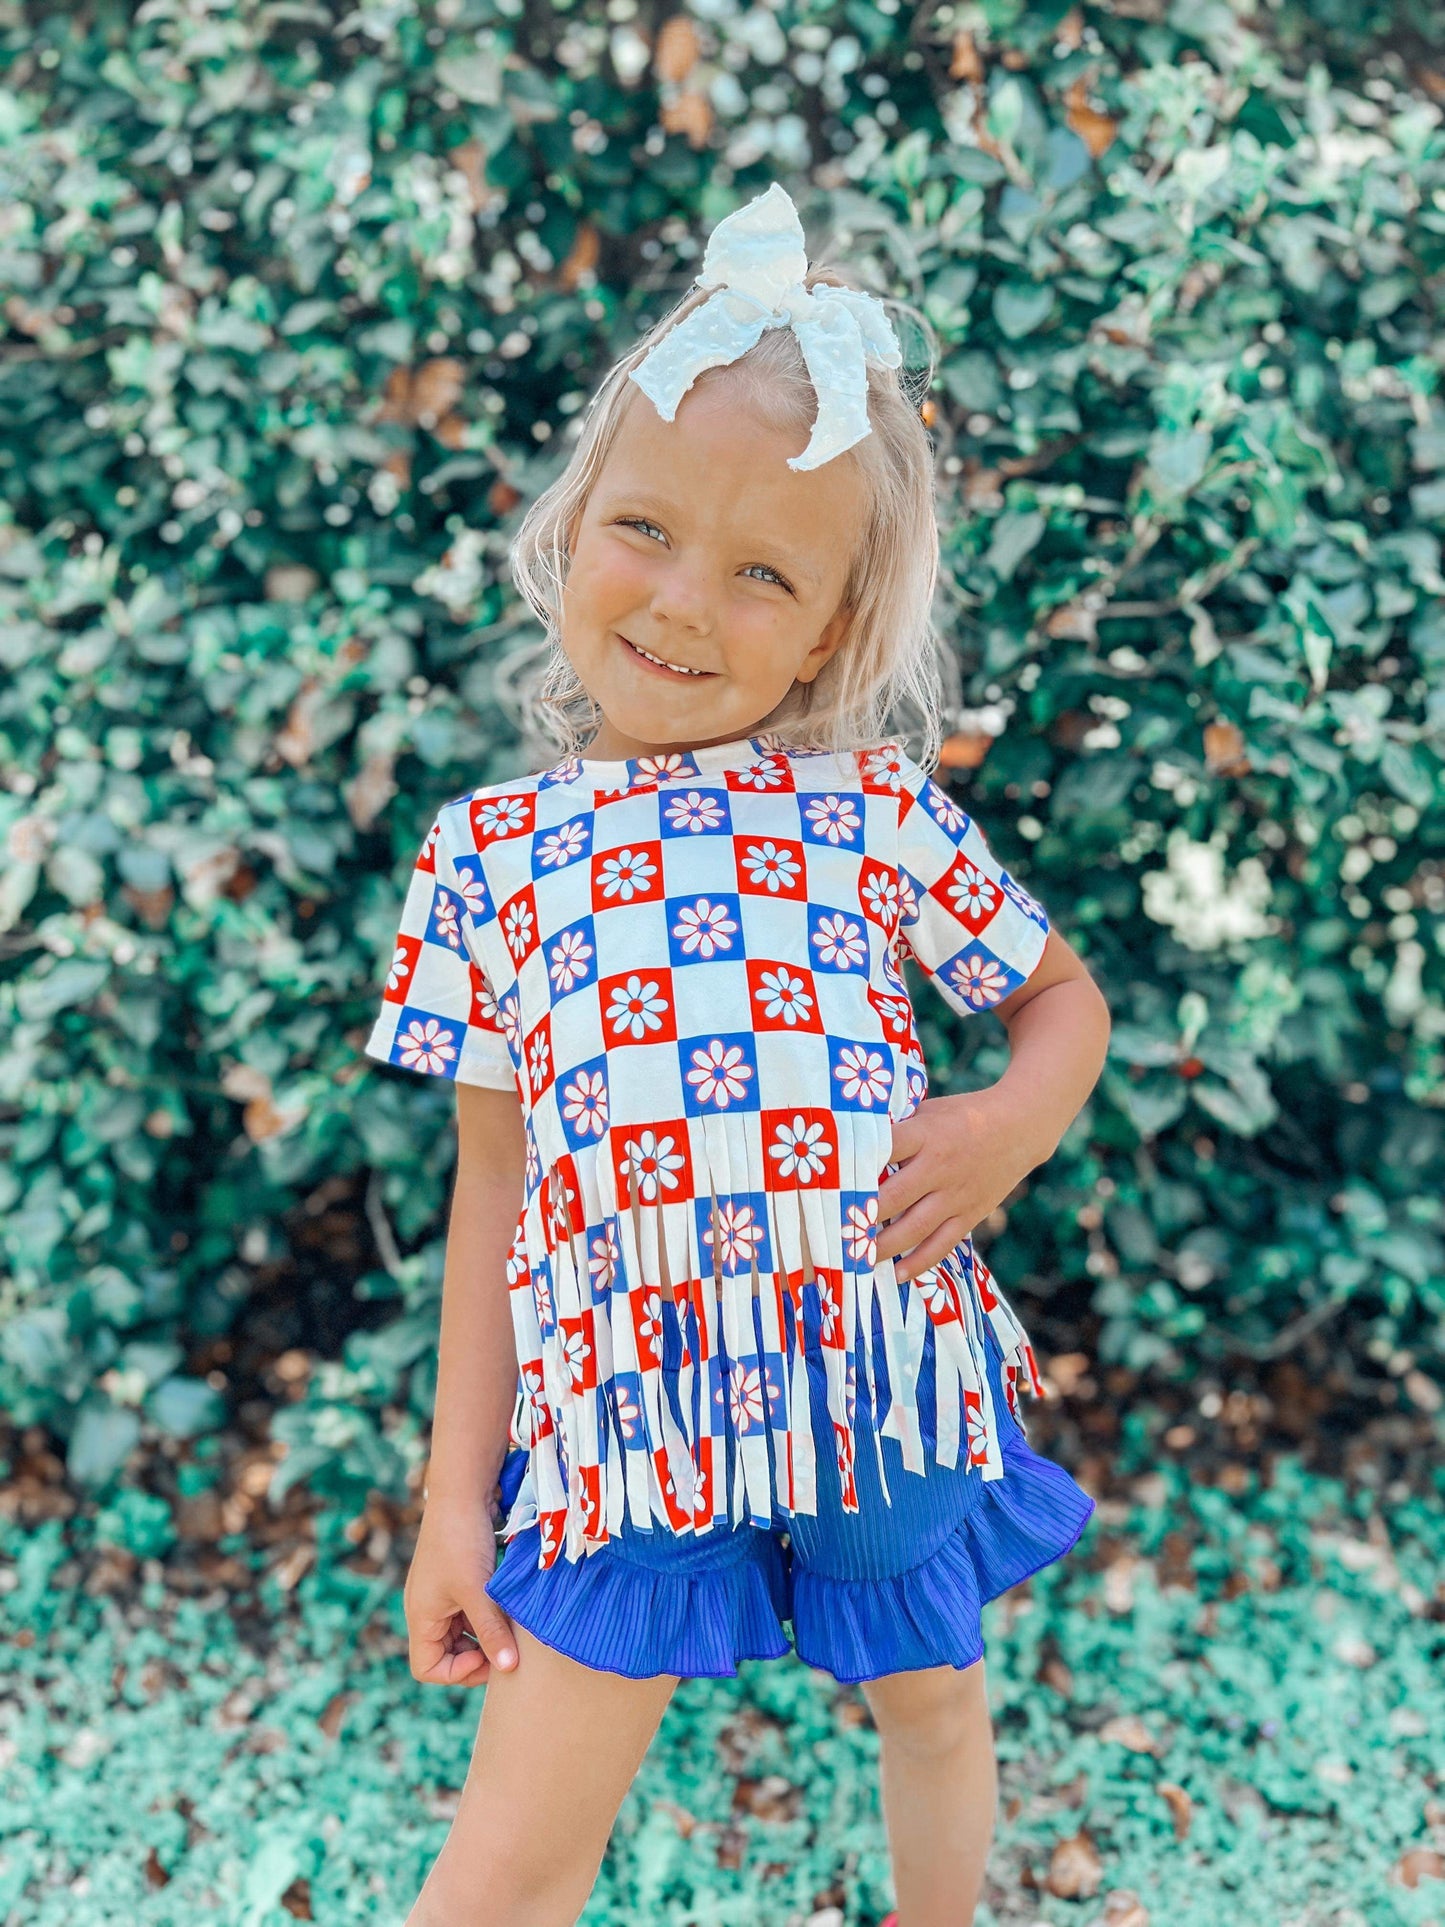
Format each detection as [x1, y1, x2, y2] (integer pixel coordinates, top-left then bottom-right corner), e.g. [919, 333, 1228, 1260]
[877, 930, 1110, 1280]
[424, 1082, 529, 1506]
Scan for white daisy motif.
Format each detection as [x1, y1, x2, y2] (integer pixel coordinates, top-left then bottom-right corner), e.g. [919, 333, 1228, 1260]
[636, 753, 694, 781]
[732, 756, 788, 791]
[804, 794, 861, 845]
[613, 1381, 644, 1442]
[477, 796, 530, 840]
[742, 840, 801, 892]
[1004, 875, 1047, 923]
[561, 1067, 608, 1137]
[811, 912, 866, 970]
[945, 951, 1011, 1008]
[536, 820, 588, 868]
[833, 1046, 892, 1108]
[861, 866, 900, 930]
[768, 1115, 832, 1183]
[561, 1325, 592, 1390]
[621, 1129, 686, 1202]
[434, 889, 465, 951]
[455, 870, 489, 922]
[895, 871, 921, 925]
[685, 1039, 754, 1108]
[503, 898, 534, 958]
[728, 1361, 765, 1432]
[672, 897, 737, 959]
[945, 860, 998, 922]
[588, 1223, 619, 1292]
[599, 848, 657, 901]
[606, 974, 668, 1041]
[864, 745, 906, 790]
[665, 790, 726, 835]
[548, 928, 594, 995]
[705, 1200, 765, 1271]
[843, 1199, 878, 1268]
[754, 966, 813, 1026]
[397, 1017, 459, 1074]
[925, 782, 969, 835]
[527, 1030, 551, 1091]
[385, 943, 412, 994]
[916, 1269, 954, 1319]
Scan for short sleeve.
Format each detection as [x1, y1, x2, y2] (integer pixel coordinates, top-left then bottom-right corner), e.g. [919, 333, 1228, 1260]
[364, 811, 517, 1090]
[894, 754, 1051, 1018]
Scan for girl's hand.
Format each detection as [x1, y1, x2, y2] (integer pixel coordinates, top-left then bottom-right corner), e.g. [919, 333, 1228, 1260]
[877, 1087, 1039, 1282]
[404, 1489, 520, 1687]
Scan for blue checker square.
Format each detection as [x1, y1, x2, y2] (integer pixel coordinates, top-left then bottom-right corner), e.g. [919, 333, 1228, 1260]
[808, 902, 870, 973]
[658, 787, 733, 839]
[795, 789, 869, 849]
[827, 1035, 896, 1112]
[606, 1369, 647, 1450]
[542, 914, 598, 1004]
[448, 853, 493, 926]
[678, 1031, 760, 1114]
[556, 1051, 610, 1149]
[665, 890, 744, 967]
[530, 812, 593, 878]
[839, 1191, 879, 1274]
[531, 1252, 556, 1336]
[696, 1191, 774, 1278]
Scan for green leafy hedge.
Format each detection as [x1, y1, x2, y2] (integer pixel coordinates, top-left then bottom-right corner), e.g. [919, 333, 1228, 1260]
[1, 1, 1441, 1511]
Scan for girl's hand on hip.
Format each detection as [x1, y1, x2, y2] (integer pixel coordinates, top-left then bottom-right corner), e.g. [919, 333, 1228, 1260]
[404, 1494, 519, 1688]
[877, 1087, 1034, 1282]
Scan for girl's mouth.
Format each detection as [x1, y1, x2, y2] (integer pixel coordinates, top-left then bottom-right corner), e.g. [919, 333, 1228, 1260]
[616, 633, 715, 680]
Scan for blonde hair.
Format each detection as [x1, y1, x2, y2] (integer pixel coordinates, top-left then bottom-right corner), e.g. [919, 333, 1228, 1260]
[497, 256, 959, 773]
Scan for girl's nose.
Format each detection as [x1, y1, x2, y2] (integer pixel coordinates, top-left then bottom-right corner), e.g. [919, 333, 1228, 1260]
[648, 556, 714, 632]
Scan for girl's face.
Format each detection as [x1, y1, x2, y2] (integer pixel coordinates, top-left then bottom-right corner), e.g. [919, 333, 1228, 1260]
[561, 379, 869, 760]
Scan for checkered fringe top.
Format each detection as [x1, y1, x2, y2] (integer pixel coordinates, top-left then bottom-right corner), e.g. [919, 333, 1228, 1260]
[366, 733, 1053, 1568]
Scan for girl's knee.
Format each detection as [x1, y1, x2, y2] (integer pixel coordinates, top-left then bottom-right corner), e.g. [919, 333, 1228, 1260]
[861, 1656, 991, 1760]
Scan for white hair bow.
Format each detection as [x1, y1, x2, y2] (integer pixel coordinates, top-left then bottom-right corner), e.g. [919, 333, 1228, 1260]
[628, 181, 903, 472]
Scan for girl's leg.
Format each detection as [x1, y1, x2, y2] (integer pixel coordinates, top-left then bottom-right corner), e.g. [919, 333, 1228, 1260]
[405, 1621, 680, 1927]
[859, 1657, 998, 1927]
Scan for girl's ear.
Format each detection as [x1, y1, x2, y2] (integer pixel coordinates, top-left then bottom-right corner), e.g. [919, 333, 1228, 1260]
[797, 602, 854, 684]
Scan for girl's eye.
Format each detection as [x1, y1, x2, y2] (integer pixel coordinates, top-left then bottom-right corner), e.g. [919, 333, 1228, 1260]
[615, 518, 793, 594]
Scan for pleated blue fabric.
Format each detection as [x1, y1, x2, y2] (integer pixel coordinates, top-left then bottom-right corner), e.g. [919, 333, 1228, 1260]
[486, 1274, 1095, 1683]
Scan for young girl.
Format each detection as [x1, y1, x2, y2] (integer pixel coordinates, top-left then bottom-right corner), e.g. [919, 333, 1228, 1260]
[366, 182, 1109, 1927]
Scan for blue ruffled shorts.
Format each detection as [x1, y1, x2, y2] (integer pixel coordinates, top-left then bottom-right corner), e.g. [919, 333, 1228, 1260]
[486, 1287, 1095, 1684]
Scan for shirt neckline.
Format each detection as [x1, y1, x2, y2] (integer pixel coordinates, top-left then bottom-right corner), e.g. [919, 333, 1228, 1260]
[545, 731, 789, 792]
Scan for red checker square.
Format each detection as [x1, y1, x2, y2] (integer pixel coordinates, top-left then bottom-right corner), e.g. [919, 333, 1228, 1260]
[725, 752, 795, 794]
[929, 855, 1005, 936]
[470, 789, 536, 849]
[974, 1251, 999, 1312]
[652, 1444, 694, 1530]
[383, 932, 421, 1004]
[590, 839, 663, 913]
[735, 832, 807, 901]
[747, 958, 824, 1033]
[544, 1149, 584, 1242]
[498, 882, 541, 966]
[964, 1387, 989, 1467]
[760, 1107, 839, 1192]
[579, 1462, 605, 1538]
[610, 1117, 693, 1212]
[834, 1421, 858, 1508]
[522, 1011, 555, 1104]
[598, 966, 677, 1052]
[815, 1267, 847, 1349]
[783, 1266, 810, 1321]
[917, 1266, 962, 1329]
[630, 1285, 664, 1370]
[859, 745, 906, 795]
[858, 859, 902, 933]
[869, 986, 916, 1044]
[471, 967, 507, 1036]
[558, 1309, 599, 1392]
[693, 1433, 716, 1526]
[538, 1510, 567, 1567]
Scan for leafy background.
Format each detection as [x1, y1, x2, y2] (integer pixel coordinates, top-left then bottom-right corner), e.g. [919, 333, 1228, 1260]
[2, 0, 1444, 1922]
